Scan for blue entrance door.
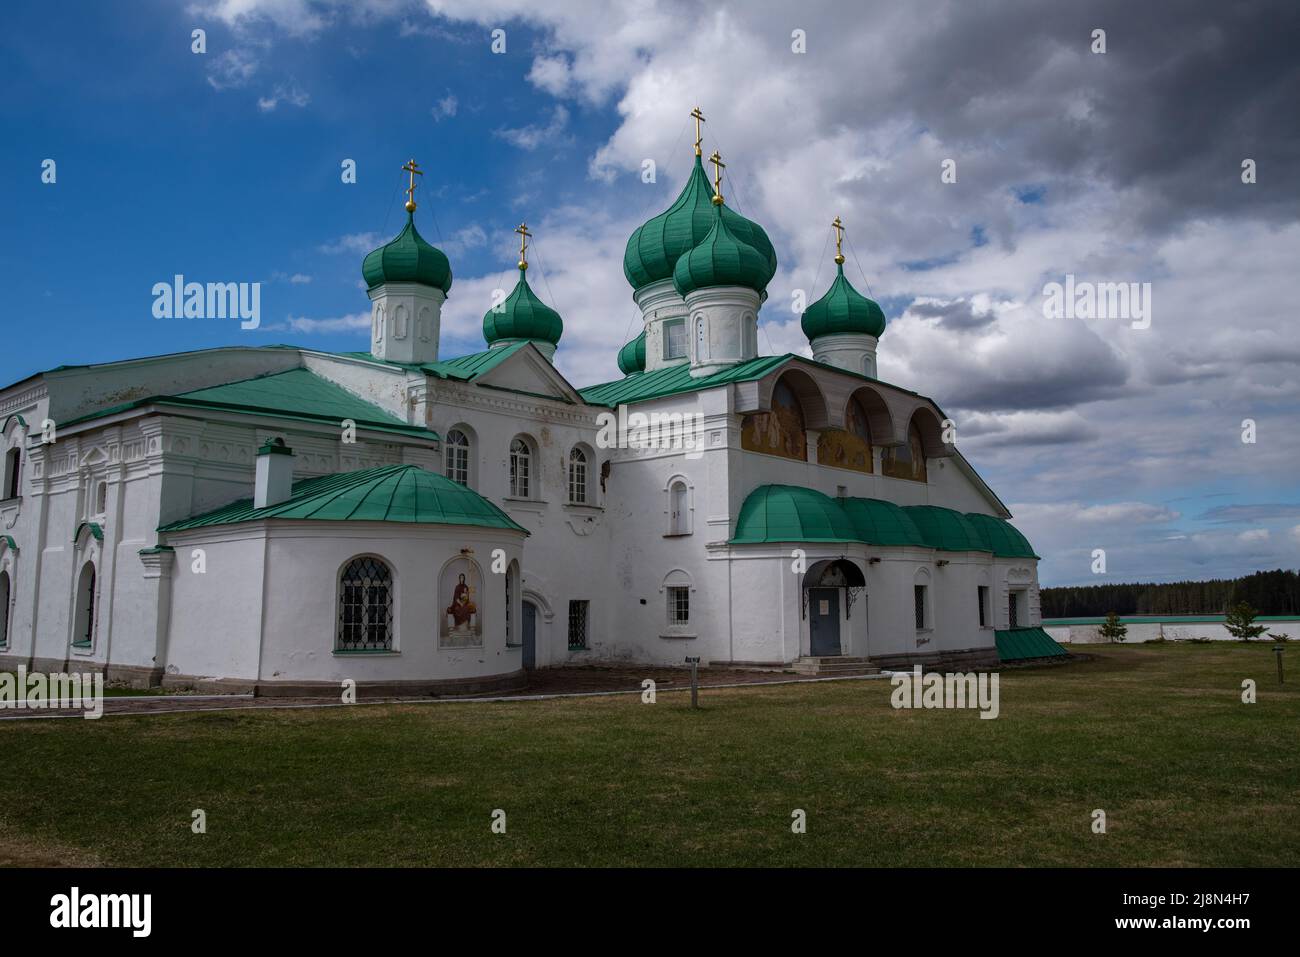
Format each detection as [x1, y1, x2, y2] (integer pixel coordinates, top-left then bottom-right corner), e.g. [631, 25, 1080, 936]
[522, 601, 537, 670]
[809, 587, 841, 656]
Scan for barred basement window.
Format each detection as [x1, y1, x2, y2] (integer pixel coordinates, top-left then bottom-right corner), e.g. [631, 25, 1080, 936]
[509, 437, 531, 498]
[338, 557, 394, 651]
[568, 599, 589, 650]
[445, 429, 470, 487]
[568, 447, 588, 504]
[667, 586, 689, 626]
[914, 584, 927, 630]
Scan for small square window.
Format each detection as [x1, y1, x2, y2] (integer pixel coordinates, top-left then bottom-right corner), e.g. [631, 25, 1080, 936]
[663, 319, 687, 360]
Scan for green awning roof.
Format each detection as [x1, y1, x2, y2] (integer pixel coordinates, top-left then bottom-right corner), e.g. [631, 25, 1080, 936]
[964, 512, 1038, 558]
[838, 497, 926, 547]
[996, 627, 1069, 662]
[731, 485, 862, 544]
[159, 464, 526, 534]
[904, 505, 991, 552]
[60, 368, 439, 442]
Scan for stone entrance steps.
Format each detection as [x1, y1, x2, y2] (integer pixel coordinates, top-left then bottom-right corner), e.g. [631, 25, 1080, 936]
[791, 656, 881, 676]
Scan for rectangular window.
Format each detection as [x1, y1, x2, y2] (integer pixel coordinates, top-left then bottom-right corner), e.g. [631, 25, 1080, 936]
[569, 457, 587, 504]
[1008, 591, 1019, 629]
[978, 586, 989, 628]
[567, 600, 589, 650]
[663, 318, 686, 360]
[446, 447, 468, 487]
[914, 584, 926, 630]
[667, 586, 689, 626]
[4, 448, 19, 499]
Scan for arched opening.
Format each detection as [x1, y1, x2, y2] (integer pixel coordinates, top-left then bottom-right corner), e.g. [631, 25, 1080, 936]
[444, 427, 472, 487]
[509, 436, 533, 498]
[817, 393, 878, 473]
[669, 479, 690, 535]
[802, 559, 866, 657]
[337, 556, 394, 651]
[439, 555, 483, 648]
[742, 375, 810, 461]
[72, 562, 96, 649]
[0, 569, 10, 650]
[882, 417, 929, 483]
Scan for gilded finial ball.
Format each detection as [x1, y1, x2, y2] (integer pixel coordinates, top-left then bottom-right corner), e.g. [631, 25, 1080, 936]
[835, 253, 846, 265]
[405, 200, 417, 213]
[518, 260, 528, 271]
[711, 194, 723, 206]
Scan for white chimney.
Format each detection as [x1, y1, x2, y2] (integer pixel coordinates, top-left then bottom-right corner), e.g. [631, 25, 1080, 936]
[254, 438, 294, 508]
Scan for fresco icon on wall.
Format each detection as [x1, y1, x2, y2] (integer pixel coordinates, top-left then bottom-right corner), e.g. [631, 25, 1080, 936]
[440, 557, 483, 647]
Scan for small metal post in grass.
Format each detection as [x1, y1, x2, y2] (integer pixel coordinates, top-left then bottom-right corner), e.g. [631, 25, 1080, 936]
[685, 656, 700, 708]
[1274, 645, 1285, 684]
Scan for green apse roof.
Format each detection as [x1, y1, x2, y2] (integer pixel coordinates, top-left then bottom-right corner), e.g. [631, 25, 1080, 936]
[623, 154, 778, 292]
[964, 512, 1039, 558]
[672, 204, 775, 298]
[731, 485, 861, 544]
[617, 331, 646, 376]
[903, 506, 991, 553]
[838, 498, 926, 547]
[801, 263, 887, 341]
[159, 464, 526, 533]
[483, 269, 563, 347]
[996, 627, 1068, 661]
[362, 213, 453, 293]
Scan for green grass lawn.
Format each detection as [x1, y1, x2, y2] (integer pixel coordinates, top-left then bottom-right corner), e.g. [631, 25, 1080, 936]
[1, 642, 1296, 867]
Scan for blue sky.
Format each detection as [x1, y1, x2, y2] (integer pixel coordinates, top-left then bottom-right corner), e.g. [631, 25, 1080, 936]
[2, 0, 1298, 587]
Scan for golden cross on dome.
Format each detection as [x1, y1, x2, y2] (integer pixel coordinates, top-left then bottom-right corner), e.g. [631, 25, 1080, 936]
[515, 222, 532, 270]
[832, 216, 846, 265]
[690, 106, 706, 156]
[708, 150, 725, 205]
[402, 158, 423, 212]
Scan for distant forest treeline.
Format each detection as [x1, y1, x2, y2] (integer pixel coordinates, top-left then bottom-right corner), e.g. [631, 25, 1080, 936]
[1041, 569, 1300, 618]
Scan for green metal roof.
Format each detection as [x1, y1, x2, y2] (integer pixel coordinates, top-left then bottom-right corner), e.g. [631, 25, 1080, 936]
[904, 506, 991, 553]
[839, 498, 927, 547]
[72, 522, 103, 543]
[482, 269, 563, 346]
[617, 331, 647, 376]
[623, 154, 778, 292]
[361, 212, 452, 292]
[338, 340, 531, 382]
[672, 203, 775, 297]
[159, 464, 526, 534]
[731, 485, 861, 544]
[801, 263, 887, 341]
[579, 353, 791, 406]
[996, 627, 1069, 661]
[60, 368, 439, 442]
[963, 512, 1038, 558]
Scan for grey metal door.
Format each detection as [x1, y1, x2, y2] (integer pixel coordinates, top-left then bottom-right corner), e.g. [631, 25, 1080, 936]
[809, 587, 840, 656]
[522, 601, 537, 670]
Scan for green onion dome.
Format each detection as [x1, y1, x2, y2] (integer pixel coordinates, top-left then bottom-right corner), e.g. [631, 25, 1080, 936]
[671, 204, 774, 298]
[483, 268, 563, 347]
[623, 155, 778, 291]
[800, 263, 886, 340]
[617, 330, 646, 375]
[362, 212, 453, 293]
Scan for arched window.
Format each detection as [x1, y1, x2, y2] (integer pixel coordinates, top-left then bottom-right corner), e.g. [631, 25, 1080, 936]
[509, 437, 531, 498]
[0, 569, 10, 650]
[669, 480, 690, 535]
[445, 429, 470, 487]
[3, 447, 20, 500]
[337, 557, 394, 651]
[72, 562, 96, 649]
[568, 447, 588, 504]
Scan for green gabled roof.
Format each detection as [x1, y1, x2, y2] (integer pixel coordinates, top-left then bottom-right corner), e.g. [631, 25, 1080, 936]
[617, 331, 647, 376]
[59, 368, 439, 442]
[963, 512, 1038, 558]
[904, 505, 991, 553]
[838, 498, 927, 547]
[482, 269, 563, 346]
[801, 263, 887, 340]
[580, 353, 790, 406]
[996, 627, 1068, 661]
[159, 464, 526, 534]
[337, 340, 531, 382]
[731, 485, 861, 544]
[362, 212, 452, 293]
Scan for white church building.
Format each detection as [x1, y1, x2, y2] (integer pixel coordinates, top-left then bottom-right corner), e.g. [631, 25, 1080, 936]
[0, 134, 1064, 696]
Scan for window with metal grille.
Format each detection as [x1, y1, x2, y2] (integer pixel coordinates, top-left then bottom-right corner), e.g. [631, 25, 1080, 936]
[914, 584, 926, 630]
[568, 447, 588, 504]
[445, 429, 470, 487]
[663, 318, 686, 359]
[978, 586, 989, 628]
[1008, 591, 1019, 629]
[667, 586, 689, 626]
[509, 437, 531, 498]
[338, 557, 394, 651]
[567, 599, 589, 650]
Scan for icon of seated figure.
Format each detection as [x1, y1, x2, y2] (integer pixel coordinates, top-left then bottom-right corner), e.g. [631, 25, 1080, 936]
[445, 573, 477, 633]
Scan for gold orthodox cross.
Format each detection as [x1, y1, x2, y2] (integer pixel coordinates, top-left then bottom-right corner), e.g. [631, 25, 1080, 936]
[402, 158, 423, 212]
[709, 150, 725, 205]
[690, 106, 706, 156]
[832, 216, 846, 265]
[515, 222, 532, 270]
